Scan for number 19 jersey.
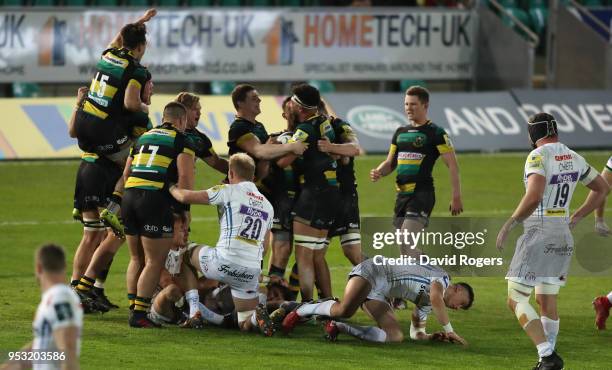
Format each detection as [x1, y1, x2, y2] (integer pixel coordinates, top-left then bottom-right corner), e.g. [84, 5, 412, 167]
[524, 142, 595, 225]
[206, 182, 274, 268]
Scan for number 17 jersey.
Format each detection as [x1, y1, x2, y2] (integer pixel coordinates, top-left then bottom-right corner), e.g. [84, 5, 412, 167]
[206, 182, 274, 268]
[524, 142, 595, 225]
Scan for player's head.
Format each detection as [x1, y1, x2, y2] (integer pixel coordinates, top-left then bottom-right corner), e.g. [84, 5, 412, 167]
[163, 101, 188, 132]
[141, 70, 153, 105]
[228, 153, 255, 183]
[35, 244, 66, 283]
[172, 212, 188, 248]
[175, 92, 201, 130]
[404, 86, 429, 123]
[291, 84, 320, 119]
[281, 96, 296, 131]
[121, 23, 148, 60]
[232, 84, 261, 117]
[444, 282, 474, 310]
[527, 112, 558, 149]
[266, 282, 291, 307]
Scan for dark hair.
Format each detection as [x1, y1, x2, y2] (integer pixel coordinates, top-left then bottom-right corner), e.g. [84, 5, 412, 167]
[457, 282, 474, 310]
[528, 112, 556, 125]
[163, 101, 187, 121]
[405, 85, 430, 104]
[231, 84, 256, 110]
[281, 96, 292, 110]
[292, 83, 320, 110]
[266, 282, 291, 300]
[37, 244, 66, 273]
[120, 23, 147, 50]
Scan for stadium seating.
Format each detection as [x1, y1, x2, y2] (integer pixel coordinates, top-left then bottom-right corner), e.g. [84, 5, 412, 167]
[219, 0, 242, 5]
[308, 80, 336, 93]
[210, 81, 236, 95]
[65, 0, 87, 6]
[2, 0, 23, 5]
[158, 0, 181, 6]
[12, 83, 41, 98]
[126, 0, 149, 5]
[33, 0, 54, 5]
[400, 79, 426, 91]
[250, 0, 273, 5]
[189, 0, 212, 5]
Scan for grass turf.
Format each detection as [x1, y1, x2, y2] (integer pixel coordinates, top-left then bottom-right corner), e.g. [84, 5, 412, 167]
[0, 152, 611, 369]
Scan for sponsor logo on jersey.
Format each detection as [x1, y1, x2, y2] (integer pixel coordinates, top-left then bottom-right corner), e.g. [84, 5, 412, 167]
[398, 152, 424, 160]
[346, 105, 408, 140]
[217, 264, 256, 282]
[239, 205, 269, 221]
[555, 154, 572, 161]
[549, 171, 579, 184]
[247, 192, 263, 201]
[103, 54, 127, 67]
[88, 95, 108, 107]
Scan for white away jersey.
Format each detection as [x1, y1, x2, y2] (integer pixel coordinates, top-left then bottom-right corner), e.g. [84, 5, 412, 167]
[606, 155, 612, 171]
[524, 142, 595, 224]
[206, 181, 274, 268]
[32, 284, 83, 370]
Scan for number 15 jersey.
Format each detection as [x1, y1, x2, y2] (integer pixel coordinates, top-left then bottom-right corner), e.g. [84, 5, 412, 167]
[524, 142, 596, 225]
[206, 182, 274, 268]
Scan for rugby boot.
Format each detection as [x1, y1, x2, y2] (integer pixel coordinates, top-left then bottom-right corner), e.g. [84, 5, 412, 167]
[100, 208, 125, 238]
[255, 304, 275, 337]
[323, 320, 339, 342]
[593, 296, 611, 330]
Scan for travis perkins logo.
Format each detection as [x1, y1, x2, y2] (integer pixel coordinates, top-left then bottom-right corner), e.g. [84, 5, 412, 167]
[218, 264, 255, 282]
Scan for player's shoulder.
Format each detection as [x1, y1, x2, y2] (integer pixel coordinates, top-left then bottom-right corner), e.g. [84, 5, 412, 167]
[427, 121, 448, 135]
[46, 284, 80, 306]
[229, 117, 252, 130]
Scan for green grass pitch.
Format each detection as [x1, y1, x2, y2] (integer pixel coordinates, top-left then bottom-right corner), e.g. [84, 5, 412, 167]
[1, 153, 611, 369]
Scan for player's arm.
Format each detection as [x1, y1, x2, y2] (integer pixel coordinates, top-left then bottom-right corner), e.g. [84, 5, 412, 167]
[430, 281, 467, 345]
[239, 135, 306, 161]
[317, 133, 361, 157]
[409, 307, 431, 341]
[203, 155, 229, 175]
[124, 82, 148, 114]
[496, 173, 546, 251]
[370, 143, 397, 182]
[176, 152, 194, 191]
[570, 169, 610, 228]
[440, 151, 463, 216]
[67, 87, 88, 138]
[106, 8, 157, 49]
[122, 156, 133, 184]
[169, 185, 210, 205]
[53, 326, 80, 370]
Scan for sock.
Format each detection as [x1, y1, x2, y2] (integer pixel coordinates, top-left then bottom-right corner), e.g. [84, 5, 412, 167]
[96, 259, 113, 288]
[185, 289, 200, 318]
[250, 312, 257, 327]
[197, 303, 224, 325]
[335, 322, 387, 343]
[269, 264, 286, 279]
[76, 276, 94, 292]
[134, 296, 151, 314]
[296, 300, 334, 317]
[541, 316, 559, 349]
[127, 293, 136, 309]
[607, 292, 612, 304]
[287, 263, 300, 301]
[71, 280, 79, 287]
[94, 280, 105, 289]
[536, 341, 553, 358]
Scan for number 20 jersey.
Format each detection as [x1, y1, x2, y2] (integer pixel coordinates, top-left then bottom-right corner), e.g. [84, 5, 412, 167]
[524, 142, 595, 225]
[206, 182, 274, 268]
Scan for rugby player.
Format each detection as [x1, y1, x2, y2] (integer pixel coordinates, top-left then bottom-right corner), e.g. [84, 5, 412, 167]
[168, 153, 275, 334]
[593, 155, 612, 235]
[281, 258, 473, 345]
[277, 84, 340, 301]
[122, 102, 195, 328]
[370, 86, 463, 256]
[73, 9, 156, 162]
[496, 113, 609, 369]
[2, 244, 82, 370]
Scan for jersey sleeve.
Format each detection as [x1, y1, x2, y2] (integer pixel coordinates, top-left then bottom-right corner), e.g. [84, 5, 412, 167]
[433, 127, 454, 154]
[389, 128, 400, 159]
[189, 130, 215, 160]
[577, 154, 600, 186]
[49, 290, 83, 330]
[206, 184, 229, 205]
[229, 121, 258, 149]
[525, 149, 546, 177]
[176, 133, 196, 158]
[289, 123, 313, 144]
[127, 65, 148, 91]
[332, 118, 357, 143]
[606, 156, 612, 172]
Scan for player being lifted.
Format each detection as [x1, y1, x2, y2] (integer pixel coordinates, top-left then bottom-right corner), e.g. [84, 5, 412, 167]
[370, 86, 463, 256]
[2, 244, 83, 370]
[281, 258, 473, 345]
[122, 102, 195, 328]
[496, 113, 609, 370]
[169, 153, 275, 335]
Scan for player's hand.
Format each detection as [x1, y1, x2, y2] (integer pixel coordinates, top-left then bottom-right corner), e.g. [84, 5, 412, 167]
[569, 214, 583, 230]
[290, 141, 307, 155]
[317, 137, 333, 153]
[446, 332, 468, 346]
[431, 331, 449, 342]
[496, 226, 509, 252]
[139, 9, 157, 23]
[595, 218, 610, 236]
[449, 196, 463, 216]
[76, 86, 88, 106]
[370, 168, 382, 182]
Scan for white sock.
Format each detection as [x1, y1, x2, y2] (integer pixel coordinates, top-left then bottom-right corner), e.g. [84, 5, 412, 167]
[541, 316, 559, 349]
[296, 300, 335, 317]
[606, 291, 612, 304]
[197, 302, 224, 325]
[536, 341, 553, 358]
[335, 322, 387, 343]
[185, 289, 200, 318]
[94, 280, 105, 289]
[250, 312, 257, 326]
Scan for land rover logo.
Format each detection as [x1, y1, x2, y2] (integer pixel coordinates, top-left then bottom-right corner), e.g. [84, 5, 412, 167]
[346, 105, 407, 140]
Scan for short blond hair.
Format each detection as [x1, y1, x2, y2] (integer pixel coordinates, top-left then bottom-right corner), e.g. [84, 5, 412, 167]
[229, 153, 255, 181]
[174, 92, 200, 109]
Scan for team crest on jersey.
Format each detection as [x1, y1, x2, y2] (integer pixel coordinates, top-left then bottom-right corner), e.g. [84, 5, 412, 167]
[527, 154, 543, 169]
[291, 129, 308, 143]
[210, 185, 226, 193]
[413, 136, 425, 148]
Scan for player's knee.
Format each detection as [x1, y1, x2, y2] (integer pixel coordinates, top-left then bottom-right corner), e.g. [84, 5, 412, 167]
[166, 284, 182, 301]
[507, 297, 516, 312]
[336, 302, 357, 318]
[385, 329, 404, 343]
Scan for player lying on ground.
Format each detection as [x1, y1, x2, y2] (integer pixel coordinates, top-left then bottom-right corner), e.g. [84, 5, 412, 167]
[169, 153, 276, 335]
[496, 112, 609, 370]
[281, 258, 474, 344]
